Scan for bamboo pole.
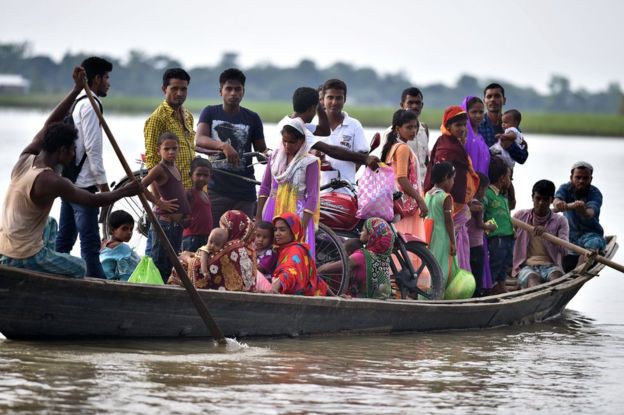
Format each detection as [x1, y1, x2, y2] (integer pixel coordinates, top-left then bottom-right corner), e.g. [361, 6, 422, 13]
[512, 217, 624, 274]
[81, 79, 226, 344]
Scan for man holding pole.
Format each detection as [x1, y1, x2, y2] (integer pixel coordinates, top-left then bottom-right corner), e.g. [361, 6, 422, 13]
[0, 67, 141, 277]
[512, 180, 569, 288]
[55, 57, 113, 278]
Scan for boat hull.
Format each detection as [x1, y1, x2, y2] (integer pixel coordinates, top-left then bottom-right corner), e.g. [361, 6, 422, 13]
[0, 237, 616, 340]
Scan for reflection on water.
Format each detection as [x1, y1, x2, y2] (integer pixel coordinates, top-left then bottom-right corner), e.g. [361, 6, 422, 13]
[1, 311, 623, 414]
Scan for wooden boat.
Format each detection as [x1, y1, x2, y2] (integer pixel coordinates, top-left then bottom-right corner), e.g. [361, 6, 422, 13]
[0, 236, 617, 340]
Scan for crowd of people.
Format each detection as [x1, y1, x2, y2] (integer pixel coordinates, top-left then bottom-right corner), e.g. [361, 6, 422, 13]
[0, 57, 608, 300]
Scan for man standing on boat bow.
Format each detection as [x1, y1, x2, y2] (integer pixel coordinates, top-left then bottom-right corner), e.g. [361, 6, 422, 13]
[0, 67, 141, 277]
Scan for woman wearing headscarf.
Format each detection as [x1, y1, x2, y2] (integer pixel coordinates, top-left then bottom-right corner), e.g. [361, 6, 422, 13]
[424, 106, 480, 272]
[256, 117, 320, 255]
[169, 210, 257, 291]
[347, 217, 395, 299]
[272, 212, 328, 296]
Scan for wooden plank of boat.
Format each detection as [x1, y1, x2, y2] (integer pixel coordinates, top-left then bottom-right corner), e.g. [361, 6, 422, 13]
[0, 236, 617, 340]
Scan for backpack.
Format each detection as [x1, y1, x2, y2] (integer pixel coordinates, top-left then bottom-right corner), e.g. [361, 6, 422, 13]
[61, 95, 103, 182]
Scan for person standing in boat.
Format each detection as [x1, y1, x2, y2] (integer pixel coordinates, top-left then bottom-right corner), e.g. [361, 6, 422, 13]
[55, 57, 113, 279]
[513, 180, 569, 288]
[380, 87, 430, 187]
[311, 79, 369, 195]
[478, 83, 528, 210]
[0, 67, 141, 277]
[195, 68, 267, 224]
[553, 162, 606, 270]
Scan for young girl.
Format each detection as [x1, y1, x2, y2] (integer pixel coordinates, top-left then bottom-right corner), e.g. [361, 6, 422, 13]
[255, 221, 277, 278]
[467, 173, 497, 296]
[425, 161, 456, 288]
[271, 212, 328, 296]
[141, 132, 190, 282]
[100, 210, 141, 281]
[461, 96, 490, 175]
[380, 109, 428, 239]
[256, 117, 320, 255]
[182, 157, 213, 253]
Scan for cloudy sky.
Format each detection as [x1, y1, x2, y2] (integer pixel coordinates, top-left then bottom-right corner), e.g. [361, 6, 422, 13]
[2, 0, 622, 93]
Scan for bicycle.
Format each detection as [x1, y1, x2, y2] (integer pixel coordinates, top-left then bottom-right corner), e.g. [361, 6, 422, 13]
[317, 177, 444, 300]
[101, 150, 348, 295]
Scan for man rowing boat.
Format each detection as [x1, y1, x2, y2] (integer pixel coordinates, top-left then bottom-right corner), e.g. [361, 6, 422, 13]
[0, 67, 141, 277]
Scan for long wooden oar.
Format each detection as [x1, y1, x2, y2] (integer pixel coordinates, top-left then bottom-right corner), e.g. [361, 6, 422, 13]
[81, 79, 226, 344]
[512, 217, 624, 274]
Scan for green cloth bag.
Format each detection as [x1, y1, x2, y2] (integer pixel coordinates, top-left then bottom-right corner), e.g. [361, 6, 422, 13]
[444, 257, 476, 300]
[127, 256, 164, 285]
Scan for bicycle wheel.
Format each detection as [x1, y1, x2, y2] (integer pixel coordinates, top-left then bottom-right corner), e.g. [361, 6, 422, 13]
[391, 241, 444, 300]
[315, 223, 349, 296]
[101, 169, 149, 252]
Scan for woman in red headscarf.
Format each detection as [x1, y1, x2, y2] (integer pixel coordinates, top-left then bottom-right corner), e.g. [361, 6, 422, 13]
[271, 212, 328, 296]
[424, 106, 479, 272]
[170, 210, 257, 291]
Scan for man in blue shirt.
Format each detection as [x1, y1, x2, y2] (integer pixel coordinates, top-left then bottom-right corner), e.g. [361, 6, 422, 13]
[554, 161, 605, 254]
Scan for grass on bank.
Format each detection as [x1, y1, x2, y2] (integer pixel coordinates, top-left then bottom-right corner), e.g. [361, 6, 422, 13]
[1, 94, 623, 137]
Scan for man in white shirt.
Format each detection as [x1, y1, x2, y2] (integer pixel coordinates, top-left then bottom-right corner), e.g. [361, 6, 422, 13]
[55, 56, 112, 278]
[312, 79, 369, 193]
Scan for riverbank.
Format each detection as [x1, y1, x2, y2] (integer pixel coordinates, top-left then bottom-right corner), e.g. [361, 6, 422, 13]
[2, 94, 623, 137]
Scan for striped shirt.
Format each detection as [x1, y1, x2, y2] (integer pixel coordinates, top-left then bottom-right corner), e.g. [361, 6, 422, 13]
[144, 100, 196, 189]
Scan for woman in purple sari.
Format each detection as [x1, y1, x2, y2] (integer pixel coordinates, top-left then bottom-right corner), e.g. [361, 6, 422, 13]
[461, 96, 493, 294]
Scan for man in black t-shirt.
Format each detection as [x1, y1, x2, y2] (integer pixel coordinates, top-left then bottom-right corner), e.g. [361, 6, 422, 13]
[195, 68, 267, 226]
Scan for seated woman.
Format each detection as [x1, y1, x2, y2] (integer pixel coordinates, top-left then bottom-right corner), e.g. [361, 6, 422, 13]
[271, 212, 328, 296]
[318, 217, 394, 299]
[169, 210, 257, 291]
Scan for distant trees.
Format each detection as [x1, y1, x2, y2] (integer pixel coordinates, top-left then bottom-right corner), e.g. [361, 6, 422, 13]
[0, 42, 622, 113]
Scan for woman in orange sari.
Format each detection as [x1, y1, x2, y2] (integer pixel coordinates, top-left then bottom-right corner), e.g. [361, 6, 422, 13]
[271, 212, 328, 296]
[424, 106, 479, 271]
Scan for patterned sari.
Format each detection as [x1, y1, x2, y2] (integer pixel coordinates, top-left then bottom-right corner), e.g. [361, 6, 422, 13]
[360, 217, 394, 299]
[272, 212, 328, 296]
[169, 210, 257, 291]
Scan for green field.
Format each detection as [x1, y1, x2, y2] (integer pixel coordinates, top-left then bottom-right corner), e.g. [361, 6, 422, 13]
[1, 94, 623, 137]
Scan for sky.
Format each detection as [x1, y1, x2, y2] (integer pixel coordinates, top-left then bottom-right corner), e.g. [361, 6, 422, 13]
[2, 0, 623, 94]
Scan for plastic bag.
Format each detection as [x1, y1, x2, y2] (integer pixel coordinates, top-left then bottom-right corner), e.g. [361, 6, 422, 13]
[356, 164, 395, 222]
[444, 257, 475, 299]
[128, 256, 164, 285]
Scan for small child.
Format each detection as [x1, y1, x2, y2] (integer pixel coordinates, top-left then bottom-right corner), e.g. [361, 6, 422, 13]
[483, 157, 514, 295]
[100, 210, 140, 281]
[198, 228, 228, 277]
[467, 173, 497, 296]
[425, 161, 456, 288]
[141, 132, 191, 282]
[255, 221, 277, 278]
[490, 109, 526, 169]
[182, 157, 213, 253]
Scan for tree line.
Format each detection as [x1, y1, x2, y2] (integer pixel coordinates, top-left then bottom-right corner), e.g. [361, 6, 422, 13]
[1, 42, 622, 114]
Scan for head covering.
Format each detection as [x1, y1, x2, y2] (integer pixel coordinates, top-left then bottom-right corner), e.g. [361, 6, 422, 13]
[571, 161, 593, 174]
[460, 96, 491, 175]
[273, 212, 305, 245]
[440, 105, 467, 136]
[282, 117, 307, 136]
[220, 210, 254, 244]
[361, 217, 394, 299]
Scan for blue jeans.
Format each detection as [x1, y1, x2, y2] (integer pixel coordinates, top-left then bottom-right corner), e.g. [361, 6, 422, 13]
[182, 235, 208, 252]
[55, 192, 105, 279]
[150, 219, 183, 283]
[487, 236, 514, 283]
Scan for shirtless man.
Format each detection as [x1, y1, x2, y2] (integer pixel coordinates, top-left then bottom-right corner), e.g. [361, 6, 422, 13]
[0, 67, 141, 277]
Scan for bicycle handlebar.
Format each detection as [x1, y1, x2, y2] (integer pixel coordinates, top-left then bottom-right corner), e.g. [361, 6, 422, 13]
[320, 178, 356, 193]
[195, 146, 269, 162]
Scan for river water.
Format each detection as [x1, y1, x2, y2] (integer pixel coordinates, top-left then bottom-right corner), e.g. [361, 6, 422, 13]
[0, 108, 623, 414]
